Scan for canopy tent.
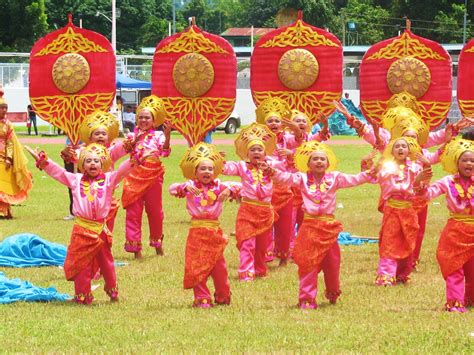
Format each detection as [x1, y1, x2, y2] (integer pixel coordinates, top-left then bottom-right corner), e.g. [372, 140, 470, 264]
[116, 73, 151, 89]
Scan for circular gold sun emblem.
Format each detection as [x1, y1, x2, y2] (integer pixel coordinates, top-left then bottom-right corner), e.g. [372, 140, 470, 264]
[173, 53, 214, 97]
[387, 57, 431, 98]
[52, 53, 90, 94]
[278, 49, 319, 90]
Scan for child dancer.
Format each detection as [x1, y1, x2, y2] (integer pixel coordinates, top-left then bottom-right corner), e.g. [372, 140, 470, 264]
[169, 143, 240, 307]
[265, 141, 372, 309]
[222, 123, 277, 281]
[121, 96, 171, 258]
[371, 137, 423, 286]
[256, 98, 302, 265]
[415, 138, 474, 312]
[26, 144, 134, 304]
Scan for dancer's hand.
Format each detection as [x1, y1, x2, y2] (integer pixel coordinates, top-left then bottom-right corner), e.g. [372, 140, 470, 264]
[414, 167, 433, 186]
[454, 115, 474, 131]
[217, 188, 231, 202]
[415, 153, 431, 168]
[185, 184, 201, 196]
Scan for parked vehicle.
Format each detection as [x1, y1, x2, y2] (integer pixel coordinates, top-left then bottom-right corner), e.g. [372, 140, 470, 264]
[216, 109, 241, 134]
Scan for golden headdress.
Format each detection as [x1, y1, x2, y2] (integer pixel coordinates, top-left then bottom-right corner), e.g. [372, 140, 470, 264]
[179, 142, 225, 180]
[383, 136, 422, 161]
[78, 143, 112, 173]
[0, 87, 7, 106]
[79, 110, 119, 144]
[440, 138, 474, 174]
[294, 140, 337, 173]
[136, 95, 167, 127]
[382, 106, 429, 146]
[386, 92, 421, 115]
[290, 109, 311, 132]
[255, 97, 291, 124]
[234, 123, 276, 159]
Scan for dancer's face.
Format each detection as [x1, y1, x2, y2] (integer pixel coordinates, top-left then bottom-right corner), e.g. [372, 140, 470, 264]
[458, 151, 474, 178]
[392, 138, 409, 162]
[137, 109, 154, 131]
[265, 116, 282, 134]
[308, 151, 328, 174]
[0, 104, 7, 120]
[196, 160, 215, 184]
[403, 129, 418, 140]
[82, 153, 102, 177]
[90, 127, 109, 146]
[247, 144, 265, 164]
[293, 114, 308, 131]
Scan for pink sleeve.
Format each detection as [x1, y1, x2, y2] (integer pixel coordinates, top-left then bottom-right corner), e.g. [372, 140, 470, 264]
[426, 130, 446, 148]
[109, 141, 127, 162]
[156, 132, 171, 157]
[43, 159, 75, 188]
[284, 133, 300, 149]
[113, 159, 133, 184]
[425, 177, 448, 200]
[423, 148, 441, 165]
[222, 161, 241, 176]
[169, 182, 188, 197]
[273, 170, 302, 187]
[335, 171, 372, 189]
[361, 125, 390, 148]
[221, 181, 242, 198]
[308, 131, 328, 142]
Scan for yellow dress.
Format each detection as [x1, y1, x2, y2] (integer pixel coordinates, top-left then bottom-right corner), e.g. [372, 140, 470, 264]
[0, 119, 32, 217]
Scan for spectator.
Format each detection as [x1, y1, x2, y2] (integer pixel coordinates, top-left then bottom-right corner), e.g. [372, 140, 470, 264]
[27, 104, 38, 136]
[122, 105, 136, 133]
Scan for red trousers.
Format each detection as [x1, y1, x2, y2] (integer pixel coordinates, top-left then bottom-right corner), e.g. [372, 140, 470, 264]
[193, 258, 231, 305]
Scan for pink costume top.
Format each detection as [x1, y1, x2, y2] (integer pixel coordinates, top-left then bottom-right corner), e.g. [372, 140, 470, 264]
[271, 131, 301, 168]
[424, 175, 474, 215]
[169, 179, 241, 220]
[361, 125, 448, 149]
[128, 129, 171, 161]
[376, 159, 423, 202]
[43, 159, 132, 221]
[223, 160, 276, 203]
[273, 170, 371, 215]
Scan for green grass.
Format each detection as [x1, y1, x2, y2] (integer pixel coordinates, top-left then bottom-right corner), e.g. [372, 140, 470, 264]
[1, 141, 473, 352]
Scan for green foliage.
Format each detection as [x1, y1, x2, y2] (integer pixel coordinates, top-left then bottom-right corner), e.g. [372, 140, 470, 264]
[0, 0, 48, 51]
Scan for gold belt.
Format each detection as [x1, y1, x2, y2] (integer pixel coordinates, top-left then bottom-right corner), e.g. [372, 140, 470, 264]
[74, 216, 105, 234]
[449, 213, 474, 225]
[303, 213, 335, 222]
[190, 219, 220, 228]
[387, 199, 412, 209]
[241, 198, 271, 207]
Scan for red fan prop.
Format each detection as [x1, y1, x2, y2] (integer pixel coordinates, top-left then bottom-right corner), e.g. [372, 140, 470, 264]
[457, 39, 474, 117]
[250, 11, 342, 124]
[152, 20, 236, 145]
[29, 14, 115, 145]
[359, 23, 452, 130]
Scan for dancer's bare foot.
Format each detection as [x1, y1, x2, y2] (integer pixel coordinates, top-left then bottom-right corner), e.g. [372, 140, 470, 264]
[134, 251, 143, 259]
[155, 246, 164, 256]
[279, 258, 288, 267]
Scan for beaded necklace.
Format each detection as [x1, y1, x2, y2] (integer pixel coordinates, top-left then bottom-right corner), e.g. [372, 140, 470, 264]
[245, 162, 270, 186]
[194, 180, 218, 207]
[306, 173, 330, 204]
[449, 174, 474, 205]
[80, 173, 106, 202]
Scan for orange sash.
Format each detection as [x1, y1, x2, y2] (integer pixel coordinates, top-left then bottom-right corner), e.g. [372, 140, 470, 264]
[183, 223, 228, 289]
[379, 205, 419, 259]
[271, 182, 293, 212]
[293, 215, 343, 277]
[235, 200, 274, 249]
[292, 186, 303, 209]
[437, 218, 474, 279]
[412, 195, 428, 213]
[64, 221, 110, 281]
[122, 158, 164, 208]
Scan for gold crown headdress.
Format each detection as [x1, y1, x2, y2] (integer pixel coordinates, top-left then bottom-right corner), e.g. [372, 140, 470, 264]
[255, 97, 291, 124]
[79, 111, 119, 144]
[440, 138, 474, 174]
[382, 106, 429, 145]
[383, 136, 422, 161]
[234, 123, 276, 159]
[386, 92, 421, 115]
[78, 143, 112, 173]
[136, 95, 167, 127]
[294, 140, 337, 173]
[179, 142, 225, 180]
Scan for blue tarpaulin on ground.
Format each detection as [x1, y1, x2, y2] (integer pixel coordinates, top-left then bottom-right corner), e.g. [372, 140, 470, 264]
[116, 74, 151, 89]
[0, 234, 66, 268]
[0, 272, 70, 304]
[338, 232, 378, 245]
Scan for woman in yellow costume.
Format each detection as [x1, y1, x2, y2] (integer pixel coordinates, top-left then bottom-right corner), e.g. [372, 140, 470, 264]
[0, 88, 32, 218]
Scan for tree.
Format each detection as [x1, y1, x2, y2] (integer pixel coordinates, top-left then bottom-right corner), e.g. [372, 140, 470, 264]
[434, 3, 472, 43]
[0, 0, 48, 51]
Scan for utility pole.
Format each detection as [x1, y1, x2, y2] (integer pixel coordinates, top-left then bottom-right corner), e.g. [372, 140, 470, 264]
[172, 0, 176, 34]
[341, 10, 346, 47]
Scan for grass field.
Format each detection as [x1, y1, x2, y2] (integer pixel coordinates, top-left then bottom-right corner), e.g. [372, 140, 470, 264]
[1, 135, 473, 352]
